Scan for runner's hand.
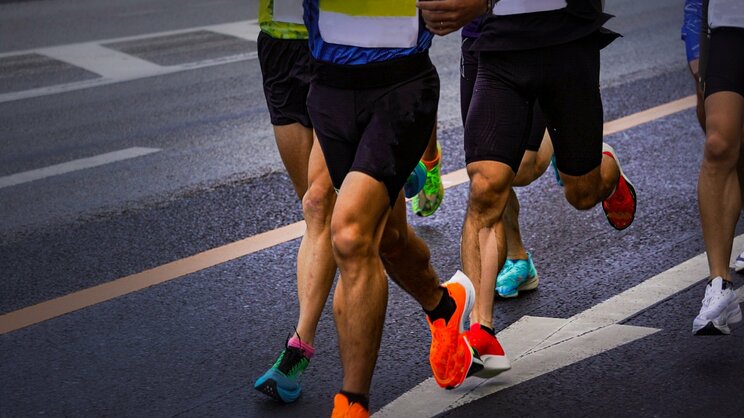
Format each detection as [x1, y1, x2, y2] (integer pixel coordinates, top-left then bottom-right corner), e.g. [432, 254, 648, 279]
[417, 0, 489, 36]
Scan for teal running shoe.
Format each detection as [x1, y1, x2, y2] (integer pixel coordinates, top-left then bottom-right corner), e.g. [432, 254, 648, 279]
[412, 144, 444, 217]
[496, 253, 539, 298]
[254, 345, 309, 403]
[551, 155, 564, 187]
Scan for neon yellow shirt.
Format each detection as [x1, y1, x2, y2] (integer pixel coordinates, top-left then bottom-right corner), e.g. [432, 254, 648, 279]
[258, 0, 308, 40]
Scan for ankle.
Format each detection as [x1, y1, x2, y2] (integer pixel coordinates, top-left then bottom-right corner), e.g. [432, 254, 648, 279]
[339, 390, 369, 411]
[288, 336, 315, 359]
[421, 149, 441, 171]
[424, 288, 455, 323]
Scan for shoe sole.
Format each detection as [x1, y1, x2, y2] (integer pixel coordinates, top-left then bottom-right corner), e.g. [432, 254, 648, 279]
[473, 354, 511, 378]
[449, 271, 475, 343]
[498, 274, 539, 298]
[602, 144, 636, 231]
[693, 302, 742, 336]
[694, 321, 729, 335]
[254, 371, 301, 403]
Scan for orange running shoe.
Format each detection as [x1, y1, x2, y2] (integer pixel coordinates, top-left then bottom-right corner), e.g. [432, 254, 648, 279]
[331, 393, 369, 418]
[427, 270, 481, 389]
[465, 324, 511, 378]
[602, 143, 636, 231]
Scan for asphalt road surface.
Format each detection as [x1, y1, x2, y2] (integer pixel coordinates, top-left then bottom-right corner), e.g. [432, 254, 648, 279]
[3, 1, 744, 417]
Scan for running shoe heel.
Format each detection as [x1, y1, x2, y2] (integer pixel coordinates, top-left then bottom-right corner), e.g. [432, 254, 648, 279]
[254, 370, 301, 403]
[602, 143, 637, 231]
[449, 270, 476, 332]
[253, 346, 309, 403]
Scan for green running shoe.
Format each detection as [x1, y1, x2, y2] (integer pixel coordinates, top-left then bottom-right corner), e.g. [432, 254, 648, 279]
[412, 144, 444, 217]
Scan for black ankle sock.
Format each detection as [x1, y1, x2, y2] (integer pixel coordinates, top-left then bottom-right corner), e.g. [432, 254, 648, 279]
[339, 390, 369, 411]
[424, 288, 456, 323]
[480, 325, 495, 336]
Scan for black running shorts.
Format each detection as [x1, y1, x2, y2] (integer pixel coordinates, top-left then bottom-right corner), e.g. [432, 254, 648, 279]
[307, 54, 440, 207]
[257, 31, 313, 128]
[464, 33, 603, 176]
[704, 27, 744, 99]
[460, 36, 546, 153]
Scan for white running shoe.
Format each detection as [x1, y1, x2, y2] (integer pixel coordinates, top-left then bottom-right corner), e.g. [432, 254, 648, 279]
[735, 250, 744, 273]
[692, 277, 742, 335]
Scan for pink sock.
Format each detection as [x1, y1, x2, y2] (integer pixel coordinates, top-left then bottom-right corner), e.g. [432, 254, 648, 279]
[288, 336, 315, 359]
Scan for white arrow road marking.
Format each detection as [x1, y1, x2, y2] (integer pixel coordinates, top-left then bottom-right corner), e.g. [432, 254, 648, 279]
[0, 147, 161, 189]
[374, 235, 744, 417]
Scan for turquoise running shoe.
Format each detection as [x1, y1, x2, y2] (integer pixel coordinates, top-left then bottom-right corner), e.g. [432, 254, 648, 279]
[254, 345, 309, 403]
[551, 155, 564, 187]
[496, 253, 539, 298]
[412, 144, 444, 217]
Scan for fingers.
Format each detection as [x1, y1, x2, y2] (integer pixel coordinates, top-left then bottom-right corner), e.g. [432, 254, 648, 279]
[420, 8, 456, 33]
[416, 0, 457, 12]
[425, 22, 461, 36]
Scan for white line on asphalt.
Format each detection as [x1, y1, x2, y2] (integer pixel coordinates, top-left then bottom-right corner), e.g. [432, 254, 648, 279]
[39, 44, 162, 80]
[373, 234, 744, 418]
[0, 20, 261, 104]
[0, 20, 260, 59]
[202, 21, 263, 42]
[0, 147, 161, 189]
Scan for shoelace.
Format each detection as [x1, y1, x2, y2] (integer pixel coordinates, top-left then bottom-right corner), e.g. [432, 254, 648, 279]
[700, 287, 733, 317]
[277, 347, 308, 377]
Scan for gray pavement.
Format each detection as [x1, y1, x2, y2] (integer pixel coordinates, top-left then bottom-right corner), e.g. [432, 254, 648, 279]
[4, 0, 744, 417]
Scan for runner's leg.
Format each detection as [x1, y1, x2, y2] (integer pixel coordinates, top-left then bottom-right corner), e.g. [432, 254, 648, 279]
[273, 124, 313, 198]
[699, 91, 744, 281]
[330, 171, 394, 394]
[295, 137, 337, 345]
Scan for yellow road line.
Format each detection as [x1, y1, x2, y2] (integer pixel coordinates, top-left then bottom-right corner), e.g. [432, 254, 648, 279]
[0, 223, 305, 334]
[0, 95, 696, 335]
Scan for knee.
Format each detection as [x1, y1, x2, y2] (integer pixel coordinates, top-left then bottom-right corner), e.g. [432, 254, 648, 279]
[331, 218, 375, 261]
[302, 181, 335, 225]
[564, 184, 597, 210]
[703, 130, 738, 168]
[469, 172, 510, 218]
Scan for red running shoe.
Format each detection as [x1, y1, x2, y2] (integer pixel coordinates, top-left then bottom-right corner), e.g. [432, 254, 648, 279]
[602, 143, 637, 230]
[465, 324, 511, 378]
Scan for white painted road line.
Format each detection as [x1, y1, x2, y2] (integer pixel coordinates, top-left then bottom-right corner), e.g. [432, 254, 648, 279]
[373, 235, 744, 417]
[0, 51, 258, 104]
[0, 147, 161, 189]
[205, 21, 262, 42]
[39, 43, 162, 80]
[0, 20, 260, 104]
[0, 20, 260, 59]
